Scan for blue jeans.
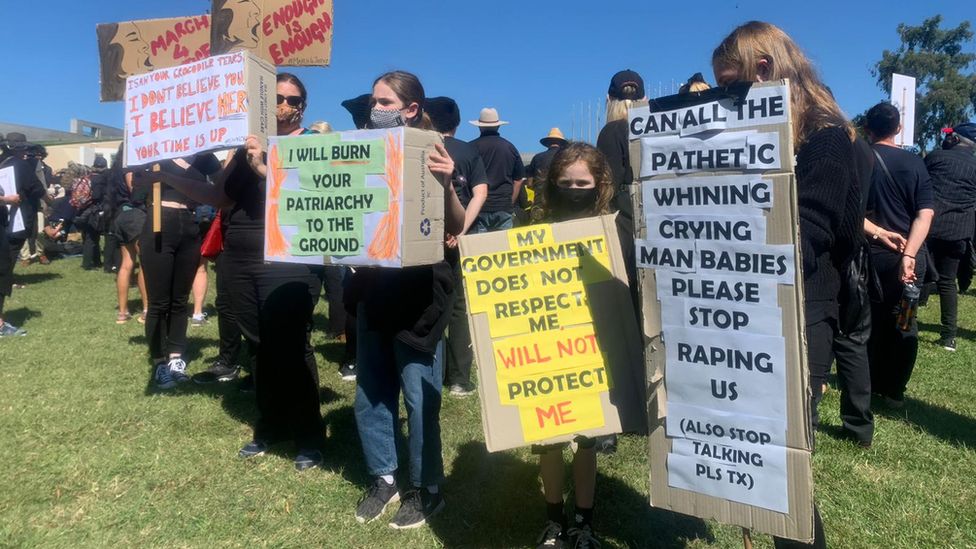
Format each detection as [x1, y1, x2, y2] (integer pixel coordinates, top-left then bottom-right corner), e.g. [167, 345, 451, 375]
[354, 304, 445, 487]
[472, 210, 514, 234]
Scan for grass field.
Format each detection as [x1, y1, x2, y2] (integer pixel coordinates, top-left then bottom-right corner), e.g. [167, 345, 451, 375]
[0, 256, 974, 548]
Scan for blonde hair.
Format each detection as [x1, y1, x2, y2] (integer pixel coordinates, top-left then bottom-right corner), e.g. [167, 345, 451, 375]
[606, 97, 635, 123]
[310, 121, 333, 134]
[712, 21, 853, 146]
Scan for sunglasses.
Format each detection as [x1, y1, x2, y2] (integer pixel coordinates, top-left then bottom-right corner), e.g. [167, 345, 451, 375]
[277, 94, 304, 108]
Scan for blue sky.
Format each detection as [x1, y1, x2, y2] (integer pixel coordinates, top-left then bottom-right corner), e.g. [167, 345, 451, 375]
[0, 0, 972, 154]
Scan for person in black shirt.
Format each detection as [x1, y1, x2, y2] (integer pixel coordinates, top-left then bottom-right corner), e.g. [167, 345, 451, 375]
[925, 123, 976, 351]
[862, 102, 934, 407]
[345, 70, 465, 530]
[596, 69, 645, 222]
[525, 128, 567, 223]
[426, 96, 489, 396]
[0, 155, 23, 337]
[140, 73, 332, 472]
[469, 107, 524, 232]
[1, 133, 47, 276]
[112, 147, 150, 326]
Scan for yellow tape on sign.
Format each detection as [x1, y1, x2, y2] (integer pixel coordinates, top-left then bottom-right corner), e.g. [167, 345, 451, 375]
[508, 224, 554, 249]
[518, 393, 606, 442]
[491, 325, 602, 374]
[498, 363, 610, 404]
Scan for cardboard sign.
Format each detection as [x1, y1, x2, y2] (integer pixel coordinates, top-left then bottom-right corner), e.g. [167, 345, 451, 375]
[210, 0, 333, 66]
[97, 15, 212, 102]
[123, 51, 275, 167]
[459, 216, 645, 452]
[631, 81, 815, 542]
[264, 127, 445, 268]
[891, 73, 916, 148]
[0, 166, 25, 233]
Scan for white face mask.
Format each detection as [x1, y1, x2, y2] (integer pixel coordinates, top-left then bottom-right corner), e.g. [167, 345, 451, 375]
[369, 108, 404, 129]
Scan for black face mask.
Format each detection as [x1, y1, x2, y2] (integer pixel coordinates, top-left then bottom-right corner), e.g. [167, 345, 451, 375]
[551, 187, 598, 218]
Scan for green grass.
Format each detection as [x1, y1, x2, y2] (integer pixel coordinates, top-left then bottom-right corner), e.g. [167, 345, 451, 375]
[1, 257, 974, 548]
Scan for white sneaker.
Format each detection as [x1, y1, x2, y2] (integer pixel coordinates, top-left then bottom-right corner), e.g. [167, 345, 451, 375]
[154, 363, 176, 390]
[168, 358, 190, 384]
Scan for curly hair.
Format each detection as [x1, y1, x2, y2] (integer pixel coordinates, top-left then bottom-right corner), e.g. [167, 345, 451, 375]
[536, 142, 615, 220]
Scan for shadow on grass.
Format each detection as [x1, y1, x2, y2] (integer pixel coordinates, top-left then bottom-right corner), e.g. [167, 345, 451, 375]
[3, 307, 41, 326]
[11, 272, 62, 285]
[918, 320, 976, 342]
[428, 442, 712, 548]
[314, 340, 349, 366]
[874, 395, 976, 448]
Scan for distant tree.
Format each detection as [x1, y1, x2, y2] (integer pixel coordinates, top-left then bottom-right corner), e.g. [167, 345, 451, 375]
[872, 15, 976, 152]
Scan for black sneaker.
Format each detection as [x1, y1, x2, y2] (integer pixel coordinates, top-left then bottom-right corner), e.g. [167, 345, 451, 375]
[567, 523, 600, 548]
[355, 477, 400, 523]
[939, 337, 957, 352]
[536, 520, 567, 548]
[594, 434, 617, 455]
[389, 488, 444, 529]
[193, 361, 241, 384]
[338, 362, 357, 381]
[294, 449, 323, 471]
[238, 440, 269, 458]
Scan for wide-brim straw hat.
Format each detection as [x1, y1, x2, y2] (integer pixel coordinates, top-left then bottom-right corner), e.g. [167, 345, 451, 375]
[470, 107, 509, 127]
[540, 127, 568, 147]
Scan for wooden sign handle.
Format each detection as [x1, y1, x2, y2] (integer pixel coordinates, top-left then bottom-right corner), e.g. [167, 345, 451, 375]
[742, 528, 753, 549]
[151, 164, 161, 233]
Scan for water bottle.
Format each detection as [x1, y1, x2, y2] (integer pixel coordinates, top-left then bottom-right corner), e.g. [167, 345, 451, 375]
[896, 283, 920, 332]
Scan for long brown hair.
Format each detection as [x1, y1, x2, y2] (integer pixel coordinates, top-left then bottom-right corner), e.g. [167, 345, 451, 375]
[373, 70, 433, 130]
[712, 21, 853, 146]
[539, 143, 615, 219]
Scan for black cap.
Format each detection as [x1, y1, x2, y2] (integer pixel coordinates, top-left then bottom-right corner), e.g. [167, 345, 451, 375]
[426, 97, 461, 133]
[953, 122, 976, 142]
[608, 69, 645, 101]
[92, 154, 108, 169]
[341, 94, 372, 130]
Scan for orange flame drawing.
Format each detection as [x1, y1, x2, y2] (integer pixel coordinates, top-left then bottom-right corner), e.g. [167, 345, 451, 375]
[265, 145, 290, 257]
[367, 131, 402, 261]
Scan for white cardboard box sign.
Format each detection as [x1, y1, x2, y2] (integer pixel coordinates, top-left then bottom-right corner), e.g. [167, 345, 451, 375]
[123, 50, 274, 167]
[264, 127, 444, 268]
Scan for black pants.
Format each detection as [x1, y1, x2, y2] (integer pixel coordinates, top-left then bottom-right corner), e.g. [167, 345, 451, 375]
[214, 252, 244, 366]
[81, 222, 102, 270]
[103, 229, 121, 272]
[223, 249, 325, 450]
[139, 208, 200, 359]
[444, 259, 474, 387]
[868, 246, 926, 401]
[323, 265, 346, 337]
[929, 238, 967, 340]
[807, 316, 836, 437]
[832, 328, 874, 443]
[0, 228, 11, 313]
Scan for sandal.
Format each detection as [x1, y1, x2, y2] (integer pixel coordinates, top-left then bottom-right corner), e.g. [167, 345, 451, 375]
[137, 310, 147, 324]
[116, 312, 132, 324]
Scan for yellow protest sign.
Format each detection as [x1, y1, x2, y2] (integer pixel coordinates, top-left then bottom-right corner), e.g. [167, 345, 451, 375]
[519, 393, 606, 443]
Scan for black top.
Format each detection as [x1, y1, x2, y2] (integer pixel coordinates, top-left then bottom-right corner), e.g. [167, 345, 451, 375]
[867, 144, 933, 237]
[0, 156, 46, 236]
[158, 154, 222, 207]
[222, 147, 266, 257]
[795, 126, 862, 322]
[115, 169, 147, 209]
[527, 147, 559, 179]
[49, 195, 78, 228]
[444, 136, 488, 210]
[925, 148, 976, 241]
[596, 119, 634, 220]
[469, 130, 524, 213]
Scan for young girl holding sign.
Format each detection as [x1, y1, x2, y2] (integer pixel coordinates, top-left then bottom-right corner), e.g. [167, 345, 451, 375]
[533, 142, 615, 549]
[345, 70, 466, 529]
[712, 20, 862, 549]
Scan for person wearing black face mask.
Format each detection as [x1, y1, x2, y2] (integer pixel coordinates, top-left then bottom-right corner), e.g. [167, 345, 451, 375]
[532, 142, 619, 549]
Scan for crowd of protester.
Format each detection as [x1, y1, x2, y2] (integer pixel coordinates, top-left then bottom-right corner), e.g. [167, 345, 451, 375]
[2, 19, 976, 549]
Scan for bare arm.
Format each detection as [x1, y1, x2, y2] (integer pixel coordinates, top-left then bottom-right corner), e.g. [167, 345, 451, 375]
[900, 208, 934, 283]
[863, 218, 906, 252]
[462, 184, 488, 235]
[511, 178, 524, 206]
[130, 154, 237, 208]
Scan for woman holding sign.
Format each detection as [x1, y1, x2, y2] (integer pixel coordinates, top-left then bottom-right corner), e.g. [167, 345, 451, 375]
[530, 142, 615, 549]
[345, 70, 466, 530]
[712, 20, 864, 549]
[134, 73, 330, 472]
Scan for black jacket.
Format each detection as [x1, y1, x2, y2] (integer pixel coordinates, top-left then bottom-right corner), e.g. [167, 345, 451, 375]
[926, 147, 976, 241]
